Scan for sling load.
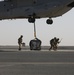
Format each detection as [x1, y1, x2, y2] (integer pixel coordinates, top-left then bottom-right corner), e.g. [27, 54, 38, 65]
[29, 22, 42, 50]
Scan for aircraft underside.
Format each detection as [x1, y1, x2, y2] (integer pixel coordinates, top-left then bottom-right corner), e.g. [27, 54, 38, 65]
[0, 0, 74, 24]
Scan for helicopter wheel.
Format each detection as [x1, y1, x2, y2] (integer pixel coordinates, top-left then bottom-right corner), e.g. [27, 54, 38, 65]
[46, 19, 53, 24]
[28, 17, 35, 23]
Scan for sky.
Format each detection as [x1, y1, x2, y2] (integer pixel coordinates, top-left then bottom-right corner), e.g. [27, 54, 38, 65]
[0, 1, 74, 46]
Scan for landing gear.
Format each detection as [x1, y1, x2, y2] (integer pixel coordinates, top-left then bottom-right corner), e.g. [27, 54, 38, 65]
[28, 17, 35, 23]
[28, 13, 36, 23]
[28, 13, 53, 24]
[46, 18, 53, 24]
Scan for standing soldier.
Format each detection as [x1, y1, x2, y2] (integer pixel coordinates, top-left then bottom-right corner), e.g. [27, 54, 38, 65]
[18, 35, 23, 50]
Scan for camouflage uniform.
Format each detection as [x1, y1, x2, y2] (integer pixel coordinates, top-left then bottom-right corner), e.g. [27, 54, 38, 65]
[18, 35, 23, 50]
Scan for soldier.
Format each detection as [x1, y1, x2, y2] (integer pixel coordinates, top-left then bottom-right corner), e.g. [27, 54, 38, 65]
[49, 37, 60, 50]
[53, 38, 60, 50]
[49, 38, 55, 50]
[18, 35, 23, 50]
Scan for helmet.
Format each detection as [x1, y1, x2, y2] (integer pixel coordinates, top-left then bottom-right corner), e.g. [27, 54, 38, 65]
[21, 35, 23, 37]
[54, 37, 56, 39]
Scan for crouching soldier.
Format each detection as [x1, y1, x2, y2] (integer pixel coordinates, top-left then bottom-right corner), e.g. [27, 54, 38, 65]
[49, 37, 60, 51]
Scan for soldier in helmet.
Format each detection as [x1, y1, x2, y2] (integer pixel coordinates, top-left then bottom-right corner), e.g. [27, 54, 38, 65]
[53, 38, 60, 50]
[49, 37, 55, 50]
[49, 37, 60, 50]
[18, 35, 23, 50]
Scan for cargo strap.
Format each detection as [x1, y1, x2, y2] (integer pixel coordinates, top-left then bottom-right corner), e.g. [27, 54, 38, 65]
[34, 22, 36, 38]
